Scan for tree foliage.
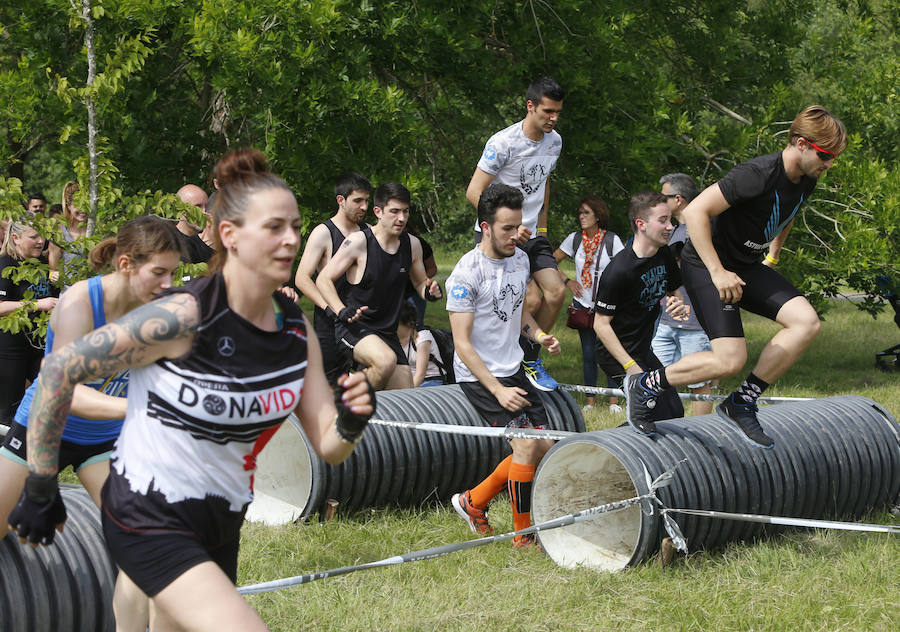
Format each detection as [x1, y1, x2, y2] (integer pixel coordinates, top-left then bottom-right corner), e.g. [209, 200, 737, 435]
[0, 0, 897, 324]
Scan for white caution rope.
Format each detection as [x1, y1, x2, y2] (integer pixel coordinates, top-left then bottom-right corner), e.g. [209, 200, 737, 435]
[662, 507, 900, 534]
[368, 417, 574, 441]
[559, 383, 812, 404]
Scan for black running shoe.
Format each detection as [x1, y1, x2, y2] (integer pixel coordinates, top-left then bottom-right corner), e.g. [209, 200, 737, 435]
[716, 395, 775, 449]
[623, 373, 657, 436]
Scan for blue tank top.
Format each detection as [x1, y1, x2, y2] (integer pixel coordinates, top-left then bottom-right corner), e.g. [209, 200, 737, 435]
[14, 275, 129, 444]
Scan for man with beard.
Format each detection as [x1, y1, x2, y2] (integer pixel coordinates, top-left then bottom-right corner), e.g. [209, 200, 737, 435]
[448, 184, 561, 549]
[317, 182, 441, 390]
[295, 172, 372, 385]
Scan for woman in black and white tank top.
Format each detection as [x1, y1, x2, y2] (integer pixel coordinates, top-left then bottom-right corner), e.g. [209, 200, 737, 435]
[8, 149, 375, 632]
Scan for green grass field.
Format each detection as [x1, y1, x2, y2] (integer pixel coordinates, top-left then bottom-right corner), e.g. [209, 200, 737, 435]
[235, 251, 899, 632]
[50, 250, 899, 630]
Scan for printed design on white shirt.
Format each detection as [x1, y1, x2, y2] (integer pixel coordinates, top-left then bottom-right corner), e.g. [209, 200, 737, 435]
[492, 282, 525, 322]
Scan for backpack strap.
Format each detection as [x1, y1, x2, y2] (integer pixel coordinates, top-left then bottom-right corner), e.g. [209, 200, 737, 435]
[572, 231, 582, 257]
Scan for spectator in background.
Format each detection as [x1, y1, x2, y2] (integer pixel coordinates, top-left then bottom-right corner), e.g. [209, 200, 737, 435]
[176, 184, 215, 265]
[25, 193, 47, 214]
[0, 220, 59, 426]
[553, 196, 625, 413]
[396, 302, 444, 387]
[48, 181, 88, 286]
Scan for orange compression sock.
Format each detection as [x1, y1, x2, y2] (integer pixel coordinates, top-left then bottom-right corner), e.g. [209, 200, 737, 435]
[468, 455, 512, 508]
[507, 461, 536, 533]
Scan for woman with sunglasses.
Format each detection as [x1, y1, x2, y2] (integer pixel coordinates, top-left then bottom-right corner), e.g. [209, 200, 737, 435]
[8, 148, 374, 631]
[622, 105, 847, 450]
[553, 196, 624, 413]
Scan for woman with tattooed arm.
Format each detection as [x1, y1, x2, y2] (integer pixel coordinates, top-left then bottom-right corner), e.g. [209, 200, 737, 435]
[7, 149, 375, 632]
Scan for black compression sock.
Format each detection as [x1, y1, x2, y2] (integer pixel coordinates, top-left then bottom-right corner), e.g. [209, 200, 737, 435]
[734, 372, 769, 404]
[640, 369, 669, 393]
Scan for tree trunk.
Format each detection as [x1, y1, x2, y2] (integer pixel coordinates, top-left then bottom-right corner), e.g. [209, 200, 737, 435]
[81, 0, 98, 237]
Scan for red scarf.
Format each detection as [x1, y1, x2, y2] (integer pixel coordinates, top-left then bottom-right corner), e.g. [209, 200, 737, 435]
[580, 229, 606, 290]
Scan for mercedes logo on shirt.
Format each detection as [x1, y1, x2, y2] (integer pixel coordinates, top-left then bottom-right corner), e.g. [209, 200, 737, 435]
[217, 336, 236, 357]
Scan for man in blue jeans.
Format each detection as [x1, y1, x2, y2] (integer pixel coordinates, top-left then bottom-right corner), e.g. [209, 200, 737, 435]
[651, 173, 714, 415]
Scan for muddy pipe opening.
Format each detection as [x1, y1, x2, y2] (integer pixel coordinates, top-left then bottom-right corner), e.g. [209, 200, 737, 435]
[532, 440, 643, 571]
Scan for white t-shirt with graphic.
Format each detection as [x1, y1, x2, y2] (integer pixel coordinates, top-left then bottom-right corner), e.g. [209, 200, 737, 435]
[474, 120, 562, 234]
[445, 247, 530, 382]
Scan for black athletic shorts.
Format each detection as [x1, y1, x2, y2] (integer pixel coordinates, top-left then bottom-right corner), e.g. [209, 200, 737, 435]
[595, 349, 684, 421]
[472, 231, 558, 276]
[313, 306, 351, 385]
[459, 367, 550, 429]
[335, 321, 410, 366]
[0, 421, 115, 472]
[102, 507, 240, 597]
[680, 255, 803, 340]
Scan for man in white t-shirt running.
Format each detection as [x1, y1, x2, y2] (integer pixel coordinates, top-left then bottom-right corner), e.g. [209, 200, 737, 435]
[466, 76, 565, 391]
[447, 183, 561, 549]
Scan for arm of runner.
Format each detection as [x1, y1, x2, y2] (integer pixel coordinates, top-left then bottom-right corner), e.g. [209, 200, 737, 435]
[449, 310, 530, 413]
[521, 313, 560, 355]
[408, 236, 442, 302]
[465, 168, 495, 209]
[592, 313, 641, 375]
[294, 314, 372, 464]
[26, 292, 200, 476]
[682, 183, 746, 304]
[316, 233, 368, 322]
[412, 336, 431, 387]
[293, 224, 331, 310]
[45, 284, 128, 421]
[763, 219, 794, 268]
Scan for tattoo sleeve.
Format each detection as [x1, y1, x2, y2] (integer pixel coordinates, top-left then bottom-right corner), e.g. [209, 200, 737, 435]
[26, 293, 199, 474]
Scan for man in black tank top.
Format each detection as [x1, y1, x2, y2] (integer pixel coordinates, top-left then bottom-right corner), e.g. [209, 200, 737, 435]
[295, 172, 372, 385]
[317, 182, 442, 390]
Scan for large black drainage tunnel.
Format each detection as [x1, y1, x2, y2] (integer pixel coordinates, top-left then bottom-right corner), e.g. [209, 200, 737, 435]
[532, 395, 900, 572]
[0, 486, 116, 632]
[247, 385, 584, 523]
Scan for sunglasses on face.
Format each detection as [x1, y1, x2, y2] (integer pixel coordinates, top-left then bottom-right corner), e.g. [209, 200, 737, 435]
[801, 137, 837, 162]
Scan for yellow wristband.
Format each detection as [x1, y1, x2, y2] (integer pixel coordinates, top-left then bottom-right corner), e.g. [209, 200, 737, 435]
[536, 227, 547, 234]
[622, 359, 636, 370]
[765, 254, 779, 265]
[536, 331, 548, 342]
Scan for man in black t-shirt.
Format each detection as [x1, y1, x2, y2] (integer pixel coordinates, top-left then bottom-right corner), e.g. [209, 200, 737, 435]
[593, 192, 686, 435]
[624, 106, 847, 449]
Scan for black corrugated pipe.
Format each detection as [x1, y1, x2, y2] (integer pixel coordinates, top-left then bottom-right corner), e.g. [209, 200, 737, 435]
[0, 486, 116, 632]
[247, 385, 585, 523]
[532, 395, 900, 571]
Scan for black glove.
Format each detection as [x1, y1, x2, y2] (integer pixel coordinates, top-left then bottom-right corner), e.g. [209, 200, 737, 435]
[337, 306, 359, 323]
[334, 377, 375, 444]
[8, 473, 67, 546]
[324, 306, 338, 322]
